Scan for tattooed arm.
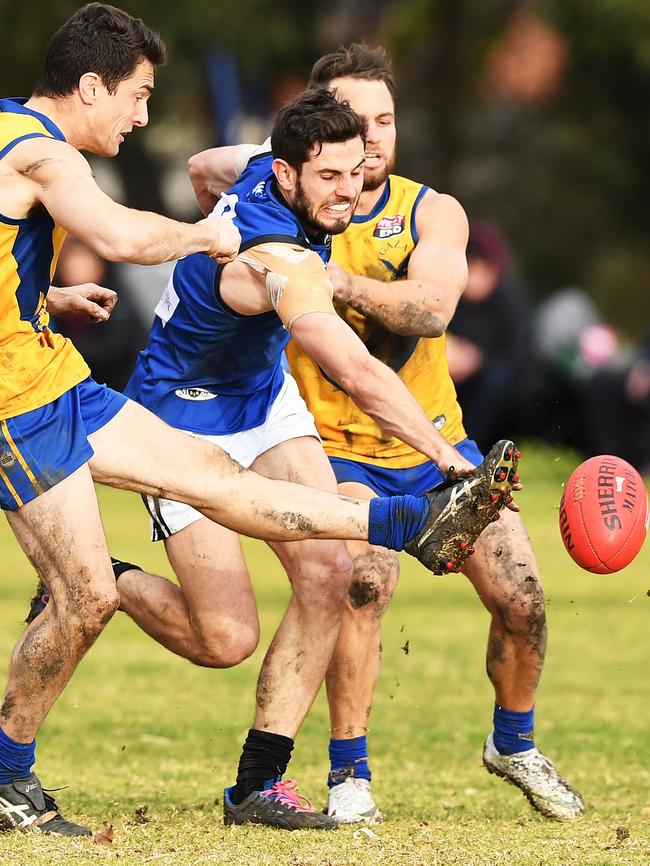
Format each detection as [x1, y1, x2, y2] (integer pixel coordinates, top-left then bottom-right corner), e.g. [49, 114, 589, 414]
[328, 191, 469, 337]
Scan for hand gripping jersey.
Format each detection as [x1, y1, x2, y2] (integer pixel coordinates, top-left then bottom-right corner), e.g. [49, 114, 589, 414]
[286, 174, 465, 468]
[0, 98, 90, 420]
[125, 153, 331, 435]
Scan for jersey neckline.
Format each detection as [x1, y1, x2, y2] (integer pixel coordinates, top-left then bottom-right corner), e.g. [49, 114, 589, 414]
[0, 97, 66, 142]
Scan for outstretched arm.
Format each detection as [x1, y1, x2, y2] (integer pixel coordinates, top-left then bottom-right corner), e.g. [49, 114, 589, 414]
[291, 310, 472, 475]
[9, 137, 240, 264]
[329, 191, 469, 337]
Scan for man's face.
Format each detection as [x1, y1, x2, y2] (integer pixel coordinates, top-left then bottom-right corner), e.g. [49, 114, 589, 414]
[328, 77, 396, 191]
[91, 58, 154, 156]
[287, 137, 365, 236]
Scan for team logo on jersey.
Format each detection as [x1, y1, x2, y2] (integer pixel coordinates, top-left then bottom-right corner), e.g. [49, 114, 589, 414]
[373, 214, 405, 239]
[0, 451, 16, 470]
[174, 388, 218, 401]
[251, 181, 267, 199]
[432, 415, 446, 430]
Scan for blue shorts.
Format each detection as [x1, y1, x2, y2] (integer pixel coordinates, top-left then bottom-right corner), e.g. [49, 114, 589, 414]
[0, 377, 127, 511]
[329, 438, 484, 498]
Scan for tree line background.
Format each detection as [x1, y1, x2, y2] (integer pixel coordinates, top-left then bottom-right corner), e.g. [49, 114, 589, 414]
[2, 0, 649, 337]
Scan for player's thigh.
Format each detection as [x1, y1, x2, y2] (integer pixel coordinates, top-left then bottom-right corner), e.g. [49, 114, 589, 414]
[164, 516, 258, 630]
[5, 463, 116, 603]
[252, 437, 351, 588]
[464, 508, 543, 604]
[88, 399, 241, 504]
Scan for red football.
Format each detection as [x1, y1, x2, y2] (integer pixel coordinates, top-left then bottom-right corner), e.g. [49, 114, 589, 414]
[559, 455, 648, 573]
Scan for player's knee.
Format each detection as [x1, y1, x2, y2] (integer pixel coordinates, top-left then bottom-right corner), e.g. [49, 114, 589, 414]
[69, 587, 120, 644]
[292, 545, 353, 609]
[348, 548, 399, 614]
[189, 620, 260, 668]
[496, 575, 546, 638]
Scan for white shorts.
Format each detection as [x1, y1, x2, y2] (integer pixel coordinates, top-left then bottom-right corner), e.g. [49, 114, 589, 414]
[143, 372, 319, 540]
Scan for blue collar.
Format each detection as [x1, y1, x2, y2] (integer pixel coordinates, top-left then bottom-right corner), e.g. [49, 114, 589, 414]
[351, 178, 391, 224]
[0, 97, 66, 142]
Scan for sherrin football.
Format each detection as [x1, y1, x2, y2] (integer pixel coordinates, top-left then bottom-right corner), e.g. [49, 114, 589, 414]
[559, 455, 648, 573]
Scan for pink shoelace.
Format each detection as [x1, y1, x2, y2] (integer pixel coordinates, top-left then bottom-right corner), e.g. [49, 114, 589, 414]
[259, 779, 315, 813]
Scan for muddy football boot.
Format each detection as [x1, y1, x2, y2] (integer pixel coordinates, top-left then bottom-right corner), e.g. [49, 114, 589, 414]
[405, 439, 519, 574]
[224, 779, 338, 830]
[25, 581, 49, 625]
[0, 773, 92, 835]
[483, 733, 584, 821]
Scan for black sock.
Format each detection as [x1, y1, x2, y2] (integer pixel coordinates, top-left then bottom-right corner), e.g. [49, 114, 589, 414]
[229, 729, 294, 805]
[111, 557, 142, 581]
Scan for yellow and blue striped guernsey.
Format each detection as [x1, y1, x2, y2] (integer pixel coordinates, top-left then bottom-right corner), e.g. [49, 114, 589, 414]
[0, 98, 89, 421]
[287, 174, 465, 468]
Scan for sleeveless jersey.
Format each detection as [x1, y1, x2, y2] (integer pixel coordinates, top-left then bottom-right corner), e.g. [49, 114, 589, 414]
[125, 152, 331, 435]
[0, 98, 90, 420]
[287, 174, 465, 468]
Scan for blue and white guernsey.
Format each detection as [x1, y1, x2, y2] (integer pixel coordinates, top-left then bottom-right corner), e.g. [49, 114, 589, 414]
[125, 153, 330, 435]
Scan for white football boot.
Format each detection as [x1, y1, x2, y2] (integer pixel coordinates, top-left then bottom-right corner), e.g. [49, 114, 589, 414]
[482, 733, 584, 821]
[327, 778, 384, 824]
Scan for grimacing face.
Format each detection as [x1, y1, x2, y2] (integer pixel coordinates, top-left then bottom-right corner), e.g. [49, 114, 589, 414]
[290, 137, 365, 237]
[328, 77, 396, 192]
[90, 58, 154, 157]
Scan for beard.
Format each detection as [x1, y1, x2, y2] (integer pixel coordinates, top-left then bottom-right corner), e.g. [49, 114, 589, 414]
[363, 147, 397, 192]
[292, 175, 355, 238]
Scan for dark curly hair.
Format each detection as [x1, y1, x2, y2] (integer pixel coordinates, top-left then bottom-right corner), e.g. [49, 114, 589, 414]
[33, 3, 166, 97]
[271, 87, 366, 171]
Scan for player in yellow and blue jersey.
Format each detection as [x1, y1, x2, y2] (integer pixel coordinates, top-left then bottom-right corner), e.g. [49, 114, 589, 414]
[286, 44, 583, 824]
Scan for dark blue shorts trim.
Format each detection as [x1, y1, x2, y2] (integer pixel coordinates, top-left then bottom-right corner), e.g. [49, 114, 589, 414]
[328, 439, 484, 498]
[0, 377, 127, 511]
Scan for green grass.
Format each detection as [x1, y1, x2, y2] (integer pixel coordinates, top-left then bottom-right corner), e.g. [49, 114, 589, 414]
[1, 441, 649, 865]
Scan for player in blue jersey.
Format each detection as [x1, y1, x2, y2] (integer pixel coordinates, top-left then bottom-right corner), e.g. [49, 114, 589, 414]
[32, 88, 518, 830]
[5, 7, 510, 838]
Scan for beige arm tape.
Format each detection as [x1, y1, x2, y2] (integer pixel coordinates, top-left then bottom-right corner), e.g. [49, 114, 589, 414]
[238, 243, 335, 331]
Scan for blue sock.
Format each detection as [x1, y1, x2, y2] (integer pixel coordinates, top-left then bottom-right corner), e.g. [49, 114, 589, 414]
[0, 727, 36, 783]
[368, 496, 429, 550]
[328, 736, 371, 787]
[493, 704, 535, 755]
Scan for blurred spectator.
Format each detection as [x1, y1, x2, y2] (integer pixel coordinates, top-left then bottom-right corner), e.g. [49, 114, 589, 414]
[531, 286, 650, 470]
[579, 331, 650, 472]
[447, 220, 534, 451]
[53, 238, 148, 391]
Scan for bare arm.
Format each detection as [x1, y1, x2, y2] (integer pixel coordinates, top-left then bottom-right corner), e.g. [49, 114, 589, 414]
[329, 191, 469, 337]
[291, 311, 473, 474]
[46, 284, 117, 322]
[10, 137, 239, 264]
[188, 142, 268, 215]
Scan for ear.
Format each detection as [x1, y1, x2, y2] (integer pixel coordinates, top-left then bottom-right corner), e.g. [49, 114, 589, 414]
[78, 72, 101, 106]
[272, 158, 297, 194]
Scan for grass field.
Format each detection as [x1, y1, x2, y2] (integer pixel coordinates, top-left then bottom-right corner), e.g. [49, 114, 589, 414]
[0, 442, 649, 865]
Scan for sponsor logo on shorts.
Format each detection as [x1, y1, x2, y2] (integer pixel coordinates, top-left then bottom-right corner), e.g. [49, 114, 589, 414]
[373, 214, 405, 239]
[0, 451, 16, 470]
[174, 388, 218, 401]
